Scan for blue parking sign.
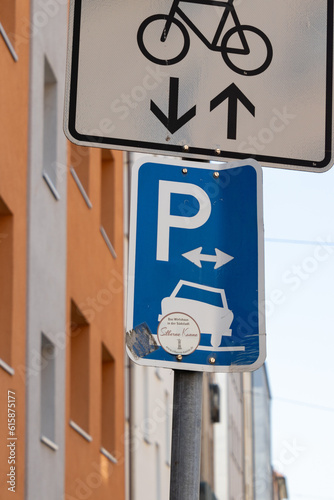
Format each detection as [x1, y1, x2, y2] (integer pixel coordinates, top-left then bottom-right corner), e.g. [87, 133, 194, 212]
[126, 157, 265, 372]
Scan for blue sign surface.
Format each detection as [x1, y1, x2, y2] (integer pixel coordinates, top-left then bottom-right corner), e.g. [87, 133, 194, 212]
[126, 157, 265, 372]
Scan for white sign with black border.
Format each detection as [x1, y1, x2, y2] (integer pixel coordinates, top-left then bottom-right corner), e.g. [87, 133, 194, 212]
[64, 0, 334, 171]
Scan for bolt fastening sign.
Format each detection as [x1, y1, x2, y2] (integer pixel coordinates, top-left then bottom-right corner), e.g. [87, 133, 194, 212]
[64, 0, 334, 171]
[126, 157, 265, 372]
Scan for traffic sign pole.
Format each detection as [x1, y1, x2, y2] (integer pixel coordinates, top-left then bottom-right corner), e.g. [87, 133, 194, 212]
[170, 370, 203, 500]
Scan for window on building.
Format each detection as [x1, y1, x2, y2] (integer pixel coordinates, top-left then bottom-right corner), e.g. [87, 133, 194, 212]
[101, 344, 115, 454]
[100, 150, 116, 256]
[0, 196, 13, 369]
[42, 57, 59, 198]
[41, 333, 56, 443]
[0, 0, 16, 43]
[70, 143, 91, 204]
[70, 300, 90, 433]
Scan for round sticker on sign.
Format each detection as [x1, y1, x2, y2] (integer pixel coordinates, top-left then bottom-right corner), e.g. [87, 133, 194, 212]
[157, 313, 201, 355]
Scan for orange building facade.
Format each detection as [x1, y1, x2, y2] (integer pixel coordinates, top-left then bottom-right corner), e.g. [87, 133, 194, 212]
[0, 1, 126, 499]
[0, 1, 29, 498]
[65, 145, 125, 499]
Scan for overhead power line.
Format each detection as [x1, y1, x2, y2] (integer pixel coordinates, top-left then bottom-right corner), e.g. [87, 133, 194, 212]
[273, 396, 334, 413]
[293, 495, 334, 500]
[265, 237, 334, 246]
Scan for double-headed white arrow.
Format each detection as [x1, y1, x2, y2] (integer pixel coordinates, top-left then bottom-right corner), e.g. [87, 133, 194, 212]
[182, 247, 234, 269]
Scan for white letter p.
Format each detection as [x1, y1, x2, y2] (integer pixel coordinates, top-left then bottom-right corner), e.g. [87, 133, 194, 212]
[156, 181, 211, 262]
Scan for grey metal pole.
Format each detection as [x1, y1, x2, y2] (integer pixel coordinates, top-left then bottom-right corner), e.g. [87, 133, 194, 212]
[169, 370, 203, 500]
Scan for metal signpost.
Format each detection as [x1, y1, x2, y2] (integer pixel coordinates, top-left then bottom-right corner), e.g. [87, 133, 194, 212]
[65, 0, 333, 171]
[169, 370, 203, 500]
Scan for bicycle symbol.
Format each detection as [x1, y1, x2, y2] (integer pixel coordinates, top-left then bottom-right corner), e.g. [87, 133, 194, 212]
[137, 0, 273, 76]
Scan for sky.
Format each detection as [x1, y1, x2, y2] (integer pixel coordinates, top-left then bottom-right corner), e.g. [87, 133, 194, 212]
[262, 164, 334, 500]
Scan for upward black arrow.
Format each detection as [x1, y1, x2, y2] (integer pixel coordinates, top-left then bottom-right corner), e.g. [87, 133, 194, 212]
[210, 83, 255, 140]
[150, 77, 197, 134]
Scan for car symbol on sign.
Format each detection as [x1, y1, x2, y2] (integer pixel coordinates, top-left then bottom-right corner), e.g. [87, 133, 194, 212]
[158, 280, 234, 349]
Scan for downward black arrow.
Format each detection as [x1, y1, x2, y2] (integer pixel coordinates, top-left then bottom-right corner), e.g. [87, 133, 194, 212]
[210, 83, 255, 140]
[150, 77, 197, 134]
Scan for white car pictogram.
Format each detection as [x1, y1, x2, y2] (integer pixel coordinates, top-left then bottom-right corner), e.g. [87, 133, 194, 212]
[158, 280, 234, 349]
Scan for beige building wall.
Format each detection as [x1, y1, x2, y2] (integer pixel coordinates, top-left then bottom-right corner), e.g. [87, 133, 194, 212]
[215, 373, 245, 500]
[128, 364, 174, 500]
[243, 372, 255, 500]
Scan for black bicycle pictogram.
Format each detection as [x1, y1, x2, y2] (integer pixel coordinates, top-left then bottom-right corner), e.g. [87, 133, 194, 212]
[137, 0, 273, 76]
